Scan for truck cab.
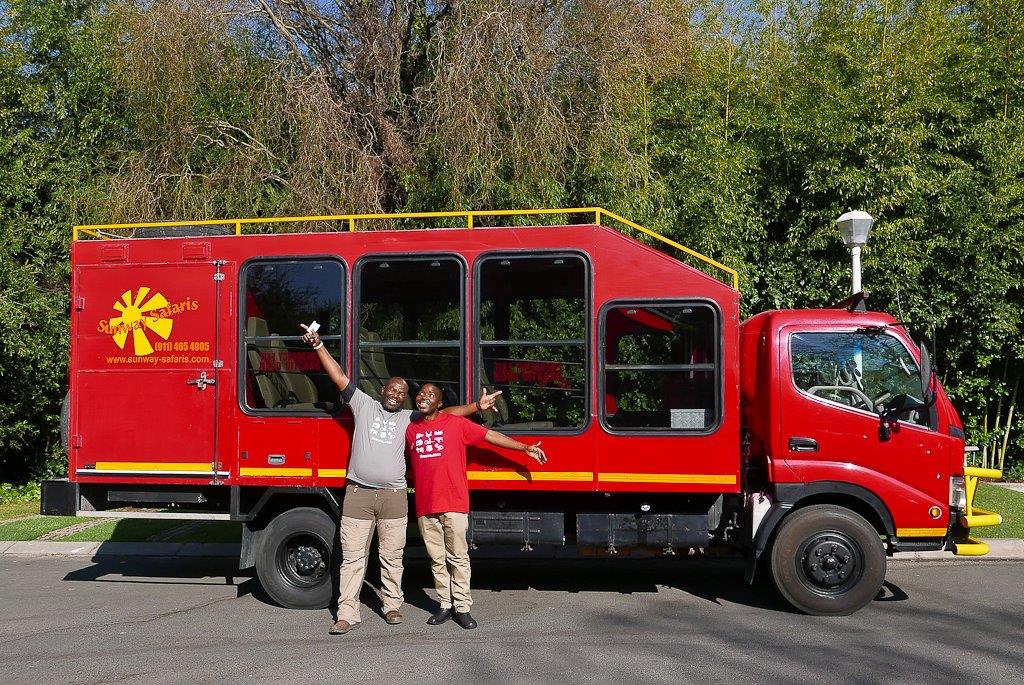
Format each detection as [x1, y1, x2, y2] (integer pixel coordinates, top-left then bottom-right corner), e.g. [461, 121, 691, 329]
[738, 299, 996, 613]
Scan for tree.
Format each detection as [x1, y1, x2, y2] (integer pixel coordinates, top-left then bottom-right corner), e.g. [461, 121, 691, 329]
[0, 0, 125, 481]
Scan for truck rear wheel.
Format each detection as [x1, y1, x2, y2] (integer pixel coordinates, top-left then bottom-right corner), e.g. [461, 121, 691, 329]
[769, 504, 885, 616]
[256, 507, 336, 610]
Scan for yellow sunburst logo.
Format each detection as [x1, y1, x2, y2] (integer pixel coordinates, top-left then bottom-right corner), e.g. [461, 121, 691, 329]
[108, 287, 174, 356]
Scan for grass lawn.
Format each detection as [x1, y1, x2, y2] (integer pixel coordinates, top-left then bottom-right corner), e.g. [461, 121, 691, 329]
[59, 518, 186, 542]
[167, 521, 241, 544]
[0, 500, 40, 521]
[59, 519, 241, 543]
[973, 483, 1024, 539]
[0, 516, 80, 541]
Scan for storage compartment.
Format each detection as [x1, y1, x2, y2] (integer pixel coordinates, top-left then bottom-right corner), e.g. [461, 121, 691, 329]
[576, 513, 708, 548]
[468, 511, 565, 546]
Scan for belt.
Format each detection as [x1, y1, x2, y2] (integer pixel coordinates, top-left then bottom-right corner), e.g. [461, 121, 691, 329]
[349, 482, 401, 491]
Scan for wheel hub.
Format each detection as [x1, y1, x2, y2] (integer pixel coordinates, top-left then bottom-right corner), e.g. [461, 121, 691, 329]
[292, 544, 326, 576]
[803, 538, 856, 589]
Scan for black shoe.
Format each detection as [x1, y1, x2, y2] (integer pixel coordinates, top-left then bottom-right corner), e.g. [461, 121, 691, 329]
[427, 608, 453, 625]
[453, 611, 477, 629]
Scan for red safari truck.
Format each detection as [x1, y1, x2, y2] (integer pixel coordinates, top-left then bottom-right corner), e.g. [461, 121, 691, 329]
[42, 208, 1002, 615]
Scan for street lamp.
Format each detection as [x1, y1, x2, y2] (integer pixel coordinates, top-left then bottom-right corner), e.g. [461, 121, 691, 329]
[837, 210, 874, 295]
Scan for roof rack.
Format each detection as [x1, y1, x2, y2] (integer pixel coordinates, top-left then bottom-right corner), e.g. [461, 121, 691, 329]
[73, 207, 738, 289]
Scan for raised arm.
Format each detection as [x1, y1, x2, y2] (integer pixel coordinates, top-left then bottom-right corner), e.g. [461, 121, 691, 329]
[483, 430, 547, 465]
[441, 388, 503, 418]
[301, 326, 350, 392]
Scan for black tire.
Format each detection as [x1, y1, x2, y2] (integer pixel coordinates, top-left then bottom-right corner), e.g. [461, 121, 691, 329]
[256, 507, 336, 610]
[769, 504, 885, 616]
[60, 392, 70, 454]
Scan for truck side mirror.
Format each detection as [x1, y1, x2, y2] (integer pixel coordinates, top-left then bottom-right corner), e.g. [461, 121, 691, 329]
[919, 342, 933, 403]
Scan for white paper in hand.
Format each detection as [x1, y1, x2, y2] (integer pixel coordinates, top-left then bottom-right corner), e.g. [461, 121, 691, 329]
[301, 320, 320, 333]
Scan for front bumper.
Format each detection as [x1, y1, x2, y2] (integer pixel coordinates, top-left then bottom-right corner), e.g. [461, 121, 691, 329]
[952, 467, 1003, 556]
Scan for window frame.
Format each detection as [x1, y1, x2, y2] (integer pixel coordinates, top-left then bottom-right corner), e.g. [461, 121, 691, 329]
[353, 252, 467, 405]
[598, 298, 724, 436]
[237, 255, 347, 417]
[787, 329, 937, 431]
[472, 249, 593, 436]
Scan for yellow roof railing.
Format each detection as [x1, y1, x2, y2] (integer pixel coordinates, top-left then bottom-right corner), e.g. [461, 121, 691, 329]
[73, 207, 739, 289]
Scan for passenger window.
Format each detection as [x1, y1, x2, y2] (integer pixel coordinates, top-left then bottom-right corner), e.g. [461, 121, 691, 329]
[356, 256, 463, 406]
[602, 303, 719, 431]
[791, 332, 929, 427]
[477, 254, 587, 431]
[242, 259, 344, 412]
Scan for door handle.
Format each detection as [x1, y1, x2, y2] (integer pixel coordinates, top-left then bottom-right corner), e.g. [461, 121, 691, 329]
[788, 437, 819, 452]
[186, 371, 216, 390]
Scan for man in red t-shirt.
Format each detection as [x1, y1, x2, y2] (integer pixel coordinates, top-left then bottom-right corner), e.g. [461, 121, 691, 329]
[406, 383, 547, 629]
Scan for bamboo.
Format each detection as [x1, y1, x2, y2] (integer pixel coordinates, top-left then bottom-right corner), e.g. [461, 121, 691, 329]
[982, 410, 989, 469]
[993, 360, 1009, 468]
[997, 377, 1018, 473]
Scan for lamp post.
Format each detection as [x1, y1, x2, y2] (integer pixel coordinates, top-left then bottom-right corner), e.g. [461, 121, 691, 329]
[837, 210, 874, 295]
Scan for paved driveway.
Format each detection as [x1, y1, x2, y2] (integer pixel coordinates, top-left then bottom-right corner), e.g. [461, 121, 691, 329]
[0, 555, 1021, 684]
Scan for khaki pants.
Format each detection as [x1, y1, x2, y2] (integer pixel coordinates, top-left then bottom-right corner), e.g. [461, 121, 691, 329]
[337, 484, 408, 624]
[418, 512, 472, 612]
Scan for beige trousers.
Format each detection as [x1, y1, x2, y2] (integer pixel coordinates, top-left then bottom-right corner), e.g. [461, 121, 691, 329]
[418, 512, 472, 612]
[337, 486, 407, 624]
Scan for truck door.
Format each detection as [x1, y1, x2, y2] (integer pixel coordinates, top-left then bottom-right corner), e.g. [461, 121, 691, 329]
[778, 326, 949, 524]
[73, 262, 224, 480]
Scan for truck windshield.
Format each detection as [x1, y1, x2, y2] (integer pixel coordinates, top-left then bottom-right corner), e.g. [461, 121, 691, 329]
[791, 332, 929, 427]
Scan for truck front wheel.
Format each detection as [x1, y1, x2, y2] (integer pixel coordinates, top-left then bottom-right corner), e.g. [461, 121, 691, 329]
[770, 504, 885, 616]
[256, 507, 336, 610]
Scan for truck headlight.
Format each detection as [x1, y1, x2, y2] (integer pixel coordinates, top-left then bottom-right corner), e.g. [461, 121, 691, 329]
[950, 476, 966, 511]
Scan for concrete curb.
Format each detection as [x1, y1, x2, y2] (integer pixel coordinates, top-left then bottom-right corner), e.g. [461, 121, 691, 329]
[2, 539, 1023, 560]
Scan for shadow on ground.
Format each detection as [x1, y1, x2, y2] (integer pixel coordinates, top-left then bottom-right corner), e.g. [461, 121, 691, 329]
[61, 550, 910, 617]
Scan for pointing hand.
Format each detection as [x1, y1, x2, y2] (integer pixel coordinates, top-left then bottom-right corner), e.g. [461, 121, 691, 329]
[477, 387, 503, 412]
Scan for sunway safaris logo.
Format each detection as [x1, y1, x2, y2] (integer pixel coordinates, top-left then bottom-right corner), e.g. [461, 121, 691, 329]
[97, 287, 198, 356]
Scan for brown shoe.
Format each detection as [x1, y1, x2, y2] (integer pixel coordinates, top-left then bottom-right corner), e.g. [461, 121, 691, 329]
[384, 610, 403, 625]
[329, 619, 358, 635]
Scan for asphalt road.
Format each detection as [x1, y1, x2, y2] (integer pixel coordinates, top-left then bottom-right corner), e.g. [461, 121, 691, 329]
[0, 555, 1021, 684]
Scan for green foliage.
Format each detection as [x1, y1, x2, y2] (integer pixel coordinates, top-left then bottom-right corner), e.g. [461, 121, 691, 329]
[0, 0, 125, 483]
[0, 0, 1021, 482]
[0, 482, 40, 504]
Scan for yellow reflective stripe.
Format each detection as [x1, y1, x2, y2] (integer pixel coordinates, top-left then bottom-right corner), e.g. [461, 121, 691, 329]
[897, 527, 947, 538]
[318, 469, 348, 478]
[599, 473, 737, 485]
[239, 467, 313, 477]
[95, 461, 211, 472]
[467, 471, 593, 482]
